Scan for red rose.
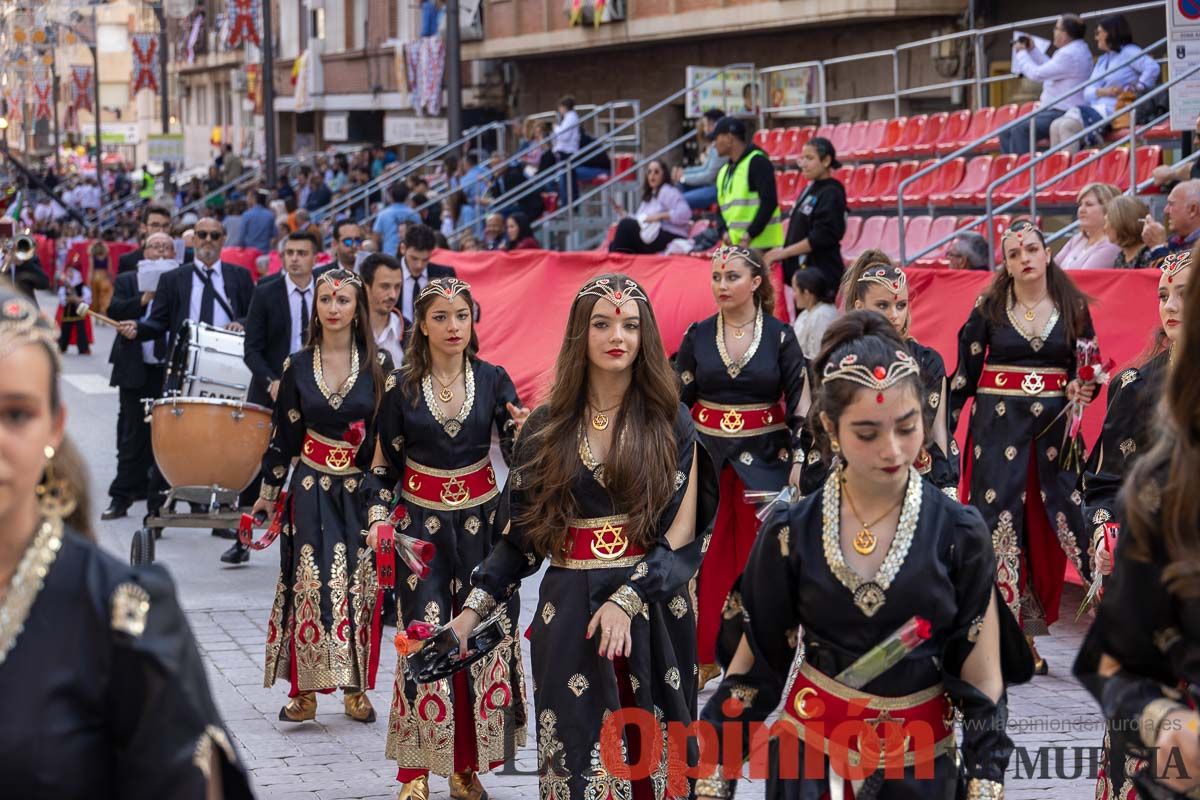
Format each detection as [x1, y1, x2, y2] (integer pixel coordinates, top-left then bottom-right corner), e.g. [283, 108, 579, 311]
[344, 420, 366, 447]
[914, 618, 932, 642]
[1078, 365, 1096, 383]
[405, 621, 438, 640]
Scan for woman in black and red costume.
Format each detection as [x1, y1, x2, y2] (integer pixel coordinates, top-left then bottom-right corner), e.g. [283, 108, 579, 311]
[674, 245, 808, 688]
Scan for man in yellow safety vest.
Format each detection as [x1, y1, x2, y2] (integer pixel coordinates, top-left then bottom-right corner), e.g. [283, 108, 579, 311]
[712, 116, 782, 250]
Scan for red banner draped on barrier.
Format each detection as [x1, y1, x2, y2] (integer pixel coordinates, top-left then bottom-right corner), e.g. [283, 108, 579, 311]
[434, 251, 1162, 446]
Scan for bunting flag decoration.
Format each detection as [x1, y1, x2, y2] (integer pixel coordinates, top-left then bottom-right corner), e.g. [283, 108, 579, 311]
[226, 0, 260, 48]
[71, 65, 93, 111]
[131, 33, 159, 92]
[32, 79, 51, 120]
[6, 88, 23, 125]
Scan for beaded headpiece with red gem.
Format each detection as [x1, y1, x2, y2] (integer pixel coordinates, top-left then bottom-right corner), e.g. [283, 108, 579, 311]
[418, 277, 472, 303]
[315, 268, 363, 292]
[711, 245, 761, 270]
[1160, 250, 1191, 283]
[576, 275, 648, 315]
[999, 219, 1043, 248]
[0, 290, 58, 363]
[822, 350, 921, 404]
[856, 264, 908, 296]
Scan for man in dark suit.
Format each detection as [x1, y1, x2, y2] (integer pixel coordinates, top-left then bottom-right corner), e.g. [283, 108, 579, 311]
[131, 215, 255, 562]
[396, 223, 457, 329]
[118, 204, 173, 275]
[103, 232, 172, 521]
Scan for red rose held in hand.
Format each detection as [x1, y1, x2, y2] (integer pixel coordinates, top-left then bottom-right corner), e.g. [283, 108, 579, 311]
[405, 621, 438, 640]
[1078, 365, 1096, 383]
[344, 420, 366, 446]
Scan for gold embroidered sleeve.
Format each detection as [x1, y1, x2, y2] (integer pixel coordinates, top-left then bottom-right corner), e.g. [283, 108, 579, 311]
[464, 587, 497, 618]
[694, 773, 732, 799]
[1140, 697, 1188, 748]
[258, 483, 281, 502]
[941, 485, 959, 502]
[965, 779, 1003, 799]
[608, 584, 645, 619]
[367, 505, 390, 526]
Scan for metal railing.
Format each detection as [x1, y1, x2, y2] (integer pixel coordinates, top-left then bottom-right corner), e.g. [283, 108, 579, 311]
[447, 64, 752, 244]
[756, 1, 1165, 125]
[896, 41, 1186, 264]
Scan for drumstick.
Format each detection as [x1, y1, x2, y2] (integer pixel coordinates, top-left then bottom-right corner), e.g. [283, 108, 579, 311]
[75, 301, 122, 329]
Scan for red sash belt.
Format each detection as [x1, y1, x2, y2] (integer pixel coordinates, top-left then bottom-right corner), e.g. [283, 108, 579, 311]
[553, 515, 645, 569]
[692, 400, 786, 437]
[401, 456, 499, 511]
[780, 662, 955, 768]
[978, 364, 1068, 398]
[300, 431, 360, 475]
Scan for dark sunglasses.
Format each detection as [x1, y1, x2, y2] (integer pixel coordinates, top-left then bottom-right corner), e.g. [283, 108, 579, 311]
[341, 237, 363, 247]
[194, 230, 223, 241]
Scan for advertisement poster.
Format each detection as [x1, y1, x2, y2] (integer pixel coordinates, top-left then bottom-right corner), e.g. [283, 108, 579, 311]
[765, 67, 818, 114]
[685, 66, 757, 118]
[1169, 0, 1200, 131]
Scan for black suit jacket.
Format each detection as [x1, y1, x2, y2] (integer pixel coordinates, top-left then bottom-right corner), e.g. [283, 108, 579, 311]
[117, 248, 143, 275]
[108, 272, 166, 389]
[396, 262, 458, 326]
[137, 262, 254, 357]
[243, 276, 309, 406]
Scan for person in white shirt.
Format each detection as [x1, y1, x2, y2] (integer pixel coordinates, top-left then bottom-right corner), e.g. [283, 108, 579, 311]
[360, 252, 406, 367]
[551, 95, 580, 159]
[1001, 14, 1094, 154]
[790, 267, 839, 360]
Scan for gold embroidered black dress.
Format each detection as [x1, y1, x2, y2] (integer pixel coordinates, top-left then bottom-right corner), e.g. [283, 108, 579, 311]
[948, 300, 1093, 636]
[466, 404, 717, 800]
[0, 519, 252, 799]
[674, 308, 807, 666]
[363, 359, 528, 780]
[258, 346, 393, 695]
[702, 471, 1029, 799]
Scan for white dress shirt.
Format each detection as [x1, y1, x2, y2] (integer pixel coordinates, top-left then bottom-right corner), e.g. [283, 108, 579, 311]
[374, 310, 405, 367]
[189, 260, 232, 329]
[400, 259, 428, 323]
[283, 273, 314, 353]
[1013, 38, 1094, 111]
[552, 109, 581, 156]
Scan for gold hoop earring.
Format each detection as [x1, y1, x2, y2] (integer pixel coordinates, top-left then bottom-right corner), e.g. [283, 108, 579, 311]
[37, 451, 77, 519]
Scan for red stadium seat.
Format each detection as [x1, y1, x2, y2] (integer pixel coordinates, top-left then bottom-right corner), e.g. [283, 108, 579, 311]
[974, 214, 1013, 262]
[877, 216, 902, 260]
[938, 110, 972, 154]
[880, 160, 923, 207]
[1091, 147, 1132, 188]
[903, 113, 944, 157]
[983, 104, 1021, 151]
[1046, 149, 1098, 204]
[994, 153, 1036, 204]
[970, 154, 1018, 205]
[763, 129, 786, 162]
[843, 215, 888, 263]
[859, 161, 899, 208]
[855, 119, 890, 159]
[889, 115, 927, 157]
[1144, 120, 1174, 141]
[1108, 145, 1163, 191]
[830, 122, 855, 155]
[842, 216, 864, 255]
[1017, 101, 1039, 117]
[901, 215, 934, 260]
[776, 171, 802, 211]
[898, 160, 945, 207]
[752, 128, 770, 149]
[914, 215, 963, 266]
[814, 124, 835, 142]
[877, 117, 912, 158]
[845, 164, 877, 209]
[956, 107, 996, 151]
[770, 128, 798, 165]
[931, 155, 992, 207]
[841, 121, 870, 159]
[783, 126, 814, 163]
[832, 165, 855, 186]
[1029, 151, 1071, 199]
[924, 158, 967, 205]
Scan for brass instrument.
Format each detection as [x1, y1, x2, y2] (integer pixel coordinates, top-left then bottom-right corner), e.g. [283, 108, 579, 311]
[11, 234, 34, 262]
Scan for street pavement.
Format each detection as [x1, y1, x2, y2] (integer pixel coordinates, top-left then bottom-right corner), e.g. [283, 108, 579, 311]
[61, 305, 1098, 799]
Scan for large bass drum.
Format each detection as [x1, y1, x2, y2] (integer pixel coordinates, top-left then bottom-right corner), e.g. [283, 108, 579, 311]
[150, 397, 271, 491]
[167, 320, 252, 401]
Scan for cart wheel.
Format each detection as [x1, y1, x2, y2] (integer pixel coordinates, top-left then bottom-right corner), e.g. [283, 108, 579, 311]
[130, 527, 156, 566]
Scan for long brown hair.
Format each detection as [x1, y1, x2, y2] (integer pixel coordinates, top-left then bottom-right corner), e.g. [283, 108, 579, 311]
[399, 280, 480, 405]
[516, 274, 680, 555]
[308, 269, 386, 416]
[839, 249, 895, 310]
[715, 247, 775, 316]
[1124, 261, 1200, 595]
[979, 224, 1092, 340]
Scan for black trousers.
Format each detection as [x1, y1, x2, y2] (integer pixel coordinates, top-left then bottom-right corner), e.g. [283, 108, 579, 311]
[608, 217, 681, 255]
[58, 319, 89, 354]
[109, 364, 166, 505]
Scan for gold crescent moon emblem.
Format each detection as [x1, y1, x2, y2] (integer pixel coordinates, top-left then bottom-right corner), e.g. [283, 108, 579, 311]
[698, 408, 709, 423]
[994, 373, 1008, 387]
[407, 474, 422, 492]
[793, 687, 818, 719]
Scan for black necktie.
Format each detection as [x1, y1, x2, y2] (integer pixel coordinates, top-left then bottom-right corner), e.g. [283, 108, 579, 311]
[298, 288, 310, 346]
[199, 267, 216, 325]
[408, 276, 420, 321]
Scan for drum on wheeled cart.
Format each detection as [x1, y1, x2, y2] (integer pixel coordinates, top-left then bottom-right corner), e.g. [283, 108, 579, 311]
[129, 323, 274, 565]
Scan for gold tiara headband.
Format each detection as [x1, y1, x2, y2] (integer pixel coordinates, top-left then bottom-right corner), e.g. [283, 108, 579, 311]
[1161, 250, 1191, 283]
[1000, 220, 1041, 247]
[576, 276, 648, 315]
[822, 350, 920, 404]
[711, 245, 759, 269]
[418, 277, 472, 303]
[0, 294, 59, 364]
[316, 269, 363, 292]
[857, 266, 907, 295]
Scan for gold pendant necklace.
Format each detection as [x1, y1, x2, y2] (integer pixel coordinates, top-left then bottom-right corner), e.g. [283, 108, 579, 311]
[1018, 293, 1046, 322]
[727, 317, 754, 339]
[588, 401, 621, 431]
[432, 365, 463, 404]
[842, 476, 903, 556]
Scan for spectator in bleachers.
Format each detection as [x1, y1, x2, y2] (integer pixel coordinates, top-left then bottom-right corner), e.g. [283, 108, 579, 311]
[461, 151, 492, 234]
[242, 188, 277, 254]
[372, 184, 421, 257]
[304, 172, 333, 214]
[608, 158, 692, 254]
[223, 194, 246, 248]
[946, 232, 993, 271]
[764, 136, 845, 287]
[440, 191, 465, 242]
[1049, 14, 1160, 154]
[1143, 180, 1200, 260]
[1002, 14, 1093, 155]
[1105, 194, 1153, 268]
[1057, 183, 1121, 269]
[712, 116, 783, 253]
[674, 109, 728, 211]
[790, 267, 838, 359]
[551, 95, 581, 163]
[504, 213, 539, 250]
[482, 212, 508, 251]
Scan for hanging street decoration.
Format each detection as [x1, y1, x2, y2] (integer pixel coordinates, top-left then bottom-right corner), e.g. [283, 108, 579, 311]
[131, 33, 159, 92]
[226, 0, 261, 48]
[71, 64, 93, 111]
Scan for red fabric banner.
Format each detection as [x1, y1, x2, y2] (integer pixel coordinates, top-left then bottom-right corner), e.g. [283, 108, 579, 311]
[131, 33, 159, 93]
[433, 251, 1161, 446]
[226, 0, 261, 48]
